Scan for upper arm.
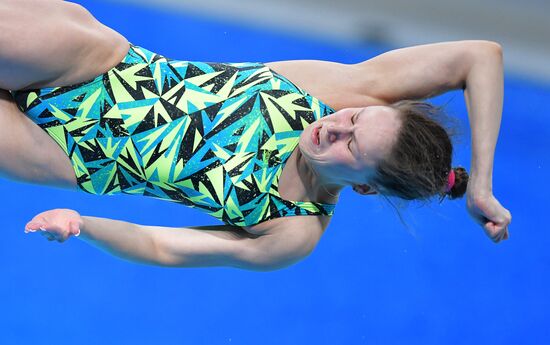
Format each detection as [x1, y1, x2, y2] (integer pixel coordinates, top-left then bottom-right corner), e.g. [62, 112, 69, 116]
[149, 219, 324, 271]
[266, 60, 385, 110]
[237, 220, 325, 271]
[357, 40, 503, 104]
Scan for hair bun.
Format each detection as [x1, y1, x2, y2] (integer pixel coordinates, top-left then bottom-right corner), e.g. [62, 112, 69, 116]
[448, 166, 469, 199]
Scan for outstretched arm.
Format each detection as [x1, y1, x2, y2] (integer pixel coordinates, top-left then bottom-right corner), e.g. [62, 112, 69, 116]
[357, 40, 511, 241]
[78, 216, 258, 268]
[25, 209, 319, 271]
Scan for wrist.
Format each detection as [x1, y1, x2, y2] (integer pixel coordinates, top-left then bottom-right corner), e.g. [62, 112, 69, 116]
[467, 175, 492, 197]
[78, 216, 92, 239]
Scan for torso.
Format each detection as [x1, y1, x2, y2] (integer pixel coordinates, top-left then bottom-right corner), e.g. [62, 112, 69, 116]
[13, 46, 337, 229]
[8, 2, 339, 236]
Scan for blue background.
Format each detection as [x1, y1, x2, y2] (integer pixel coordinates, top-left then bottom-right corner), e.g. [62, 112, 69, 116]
[1, 1, 548, 344]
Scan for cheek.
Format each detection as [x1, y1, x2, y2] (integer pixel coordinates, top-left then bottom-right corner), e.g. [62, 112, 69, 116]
[322, 145, 354, 165]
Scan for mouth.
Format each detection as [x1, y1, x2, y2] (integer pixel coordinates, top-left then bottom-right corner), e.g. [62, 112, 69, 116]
[311, 126, 321, 146]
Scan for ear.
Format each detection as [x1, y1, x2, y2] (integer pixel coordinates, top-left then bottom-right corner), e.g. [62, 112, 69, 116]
[352, 184, 378, 195]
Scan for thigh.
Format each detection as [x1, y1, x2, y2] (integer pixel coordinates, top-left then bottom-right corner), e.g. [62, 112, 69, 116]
[0, 89, 77, 189]
[0, 0, 129, 90]
[266, 60, 387, 110]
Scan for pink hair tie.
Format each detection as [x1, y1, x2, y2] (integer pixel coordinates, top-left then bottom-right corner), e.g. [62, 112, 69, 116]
[445, 169, 456, 193]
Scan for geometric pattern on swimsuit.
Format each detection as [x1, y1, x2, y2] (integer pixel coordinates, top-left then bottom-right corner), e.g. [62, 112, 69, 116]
[12, 45, 336, 227]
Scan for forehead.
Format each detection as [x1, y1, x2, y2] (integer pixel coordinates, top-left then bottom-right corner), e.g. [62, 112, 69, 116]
[354, 106, 401, 165]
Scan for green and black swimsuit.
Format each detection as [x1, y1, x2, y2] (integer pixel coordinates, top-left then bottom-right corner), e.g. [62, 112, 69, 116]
[12, 45, 336, 226]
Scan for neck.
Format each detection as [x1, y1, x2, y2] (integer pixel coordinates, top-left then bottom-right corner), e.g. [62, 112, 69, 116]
[294, 150, 344, 203]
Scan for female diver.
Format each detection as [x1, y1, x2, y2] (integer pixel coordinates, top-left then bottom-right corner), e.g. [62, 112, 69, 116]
[0, 0, 511, 270]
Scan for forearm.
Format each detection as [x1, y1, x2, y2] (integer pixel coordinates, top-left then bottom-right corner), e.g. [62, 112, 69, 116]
[79, 216, 160, 265]
[78, 216, 258, 269]
[463, 42, 504, 194]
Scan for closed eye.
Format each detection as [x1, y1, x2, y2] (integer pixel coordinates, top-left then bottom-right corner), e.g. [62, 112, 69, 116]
[348, 112, 357, 152]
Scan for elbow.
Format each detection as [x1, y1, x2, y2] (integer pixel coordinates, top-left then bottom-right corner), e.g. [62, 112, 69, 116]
[482, 40, 503, 59]
[238, 246, 314, 272]
[244, 258, 305, 272]
[458, 40, 503, 64]
[232, 228, 322, 272]
[468, 40, 503, 60]
[459, 40, 503, 89]
[462, 40, 502, 54]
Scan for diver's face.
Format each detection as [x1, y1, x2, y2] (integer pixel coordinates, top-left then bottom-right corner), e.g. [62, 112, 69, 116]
[299, 106, 401, 186]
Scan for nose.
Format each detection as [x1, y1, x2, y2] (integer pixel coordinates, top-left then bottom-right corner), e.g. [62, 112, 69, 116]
[326, 124, 352, 143]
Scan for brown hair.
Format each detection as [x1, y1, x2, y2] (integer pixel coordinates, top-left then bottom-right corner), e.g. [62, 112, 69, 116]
[371, 100, 468, 201]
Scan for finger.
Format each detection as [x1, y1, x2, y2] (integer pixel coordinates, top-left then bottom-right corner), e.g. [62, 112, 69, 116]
[69, 221, 81, 237]
[495, 227, 506, 243]
[30, 215, 48, 225]
[25, 222, 45, 233]
[494, 225, 509, 243]
[25, 227, 35, 233]
[485, 223, 504, 244]
[484, 222, 499, 240]
[503, 228, 509, 240]
[474, 214, 490, 227]
[38, 229, 50, 236]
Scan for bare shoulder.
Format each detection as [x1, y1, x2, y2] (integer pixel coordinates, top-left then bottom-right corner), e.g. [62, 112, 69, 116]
[266, 60, 389, 110]
[0, 0, 128, 90]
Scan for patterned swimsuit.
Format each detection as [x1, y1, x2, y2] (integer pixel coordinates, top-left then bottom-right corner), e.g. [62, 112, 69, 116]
[12, 45, 336, 226]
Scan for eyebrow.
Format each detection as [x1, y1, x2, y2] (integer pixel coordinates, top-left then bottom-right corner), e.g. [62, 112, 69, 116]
[352, 108, 365, 157]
